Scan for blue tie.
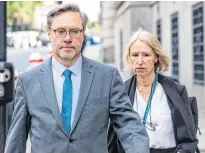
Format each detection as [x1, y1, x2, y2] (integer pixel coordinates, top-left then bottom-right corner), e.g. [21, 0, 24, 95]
[62, 69, 72, 133]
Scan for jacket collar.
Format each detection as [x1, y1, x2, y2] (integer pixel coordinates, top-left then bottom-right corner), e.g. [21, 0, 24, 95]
[124, 73, 167, 105]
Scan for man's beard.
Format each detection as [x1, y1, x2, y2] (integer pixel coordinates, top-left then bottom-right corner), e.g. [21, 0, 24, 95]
[57, 51, 79, 61]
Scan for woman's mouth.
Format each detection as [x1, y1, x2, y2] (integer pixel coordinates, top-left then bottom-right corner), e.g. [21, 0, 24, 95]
[136, 67, 145, 69]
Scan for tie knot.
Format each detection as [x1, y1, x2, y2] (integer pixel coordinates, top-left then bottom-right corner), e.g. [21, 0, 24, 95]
[63, 69, 72, 79]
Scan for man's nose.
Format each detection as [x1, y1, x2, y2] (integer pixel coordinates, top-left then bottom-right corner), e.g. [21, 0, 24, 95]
[63, 32, 72, 42]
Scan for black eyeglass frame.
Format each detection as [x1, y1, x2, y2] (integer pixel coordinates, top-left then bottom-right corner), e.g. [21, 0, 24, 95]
[50, 28, 84, 38]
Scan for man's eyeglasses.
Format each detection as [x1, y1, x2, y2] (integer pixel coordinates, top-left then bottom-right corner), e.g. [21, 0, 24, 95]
[51, 28, 84, 38]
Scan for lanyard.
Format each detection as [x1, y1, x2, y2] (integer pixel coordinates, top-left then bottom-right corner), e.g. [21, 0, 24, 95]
[143, 74, 158, 121]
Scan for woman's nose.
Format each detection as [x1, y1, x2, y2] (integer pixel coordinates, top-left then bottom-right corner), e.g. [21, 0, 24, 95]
[137, 56, 143, 64]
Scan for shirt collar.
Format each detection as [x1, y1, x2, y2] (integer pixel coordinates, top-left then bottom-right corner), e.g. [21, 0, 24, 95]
[52, 55, 82, 76]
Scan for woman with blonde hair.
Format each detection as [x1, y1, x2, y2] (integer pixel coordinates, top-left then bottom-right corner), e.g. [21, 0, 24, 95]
[108, 30, 198, 153]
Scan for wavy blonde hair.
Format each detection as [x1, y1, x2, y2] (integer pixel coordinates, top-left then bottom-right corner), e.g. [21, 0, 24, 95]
[125, 30, 170, 72]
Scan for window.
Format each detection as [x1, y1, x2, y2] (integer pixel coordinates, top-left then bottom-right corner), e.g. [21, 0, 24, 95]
[156, 19, 161, 43]
[120, 29, 124, 70]
[171, 13, 179, 79]
[193, 2, 204, 85]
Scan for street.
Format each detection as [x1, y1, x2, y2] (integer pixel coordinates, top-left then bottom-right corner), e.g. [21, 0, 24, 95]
[7, 45, 101, 73]
[7, 47, 49, 73]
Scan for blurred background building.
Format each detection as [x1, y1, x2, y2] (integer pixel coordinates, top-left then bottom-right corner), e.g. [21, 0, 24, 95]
[7, 1, 101, 49]
[100, 1, 205, 111]
[4, 1, 205, 152]
[152, 1, 205, 111]
[100, 2, 205, 150]
[100, 1, 152, 79]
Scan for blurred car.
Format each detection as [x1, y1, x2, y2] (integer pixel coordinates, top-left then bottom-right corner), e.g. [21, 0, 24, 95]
[86, 35, 100, 45]
[27, 31, 39, 48]
[7, 27, 14, 47]
[26, 52, 44, 71]
[12, 31, 30, 49]
[47, 42, 53, 58]
[37, 33, 50, 46]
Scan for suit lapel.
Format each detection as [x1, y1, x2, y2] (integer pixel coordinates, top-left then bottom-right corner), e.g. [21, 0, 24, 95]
[158, 74, 185, 113]
[127, 74, 184, 111]
[129, 76, 136, 106]
[70, 57, 95, 135]
[38, 58, 69, 137]
[158, 74, 191, 129]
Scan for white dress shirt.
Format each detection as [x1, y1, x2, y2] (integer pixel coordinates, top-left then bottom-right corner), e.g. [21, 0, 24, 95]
[133, 82, 176, 149]
[51, 56, 82, 127]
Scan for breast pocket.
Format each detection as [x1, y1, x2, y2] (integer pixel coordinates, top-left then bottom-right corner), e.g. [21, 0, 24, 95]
[152, 112, 173, 131]
[85, 95, 108, 107]
[151, 106, 172, 128]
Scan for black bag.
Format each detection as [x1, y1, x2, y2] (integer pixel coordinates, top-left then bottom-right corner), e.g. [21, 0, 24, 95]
[169, 76, 201, 153]
[188, 97, 201, 153]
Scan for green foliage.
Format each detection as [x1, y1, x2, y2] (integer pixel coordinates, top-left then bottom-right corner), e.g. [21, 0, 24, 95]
[7, 1, 43, 25]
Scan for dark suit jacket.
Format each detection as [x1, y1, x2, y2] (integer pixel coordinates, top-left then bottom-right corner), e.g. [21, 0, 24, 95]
[188, 97, 198, 133]
[108, 73, 198, 153]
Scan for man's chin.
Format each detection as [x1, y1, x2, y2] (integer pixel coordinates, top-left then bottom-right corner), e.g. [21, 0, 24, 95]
[59, 53, 80, 61]
[60, 56, 75, 61]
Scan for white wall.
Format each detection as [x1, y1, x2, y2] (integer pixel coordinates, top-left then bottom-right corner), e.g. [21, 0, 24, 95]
[152, 1, 205, 109]
[114, 2, 152, 80]
[114, 2, 133, 80]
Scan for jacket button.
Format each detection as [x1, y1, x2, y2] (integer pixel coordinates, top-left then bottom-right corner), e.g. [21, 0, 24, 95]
[69, 138, 76, 143]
